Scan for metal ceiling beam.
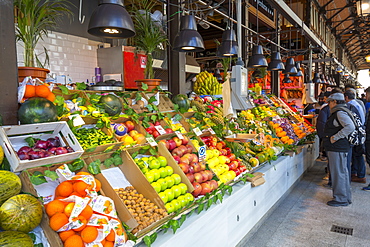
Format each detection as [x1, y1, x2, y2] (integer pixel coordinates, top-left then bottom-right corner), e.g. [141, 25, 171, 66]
[266, 0, 328, 52]
[319, 0, 334, 13]
[331, 13, 355, 31]
[327, 4, 350, 22]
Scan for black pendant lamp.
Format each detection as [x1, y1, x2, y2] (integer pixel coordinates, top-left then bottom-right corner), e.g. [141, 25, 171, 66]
[267, 52, 285, 71]
[88, 0, 135, 39]
[312, 73, 321, 83]
[217, 28, 238, 57]
[283, 74, 292, 84]
[173, 15, 205, 52]
[291, 62, 303, 77]
[283, 58, 298, 74]
[247, 45, 268, 68]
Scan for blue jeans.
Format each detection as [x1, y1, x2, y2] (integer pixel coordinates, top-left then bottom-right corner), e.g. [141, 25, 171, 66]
[351, 144, 366, 178]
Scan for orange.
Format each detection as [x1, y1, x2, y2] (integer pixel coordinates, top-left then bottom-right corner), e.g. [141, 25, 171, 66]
[105, 229, 115, 242]
[101, 239, 106, 245]
[94, 178, 101, 192]
[73, 181, 89, 197]
[59, 230, 75, 242]
[76, 171, 91, 176]
[103, 241, 114, 247]
[133, 133, 146, 144]
[64, 235, 84, 247]
[46, 200, 66, 217]
[46, 92, 56, 102]
[49, 212, 69, 231]
[56, 181, 73, 197]
[64, 202, 75, 217]
[81, 226, 98, 243]
[72, 215, 87, 232]
[24, 85, 36, 98]
[80, 205, 93, 220]
[35, 84, 51, 98]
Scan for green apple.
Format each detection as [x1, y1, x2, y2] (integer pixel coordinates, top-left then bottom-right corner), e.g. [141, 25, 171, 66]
[172, 185, 182, 198]
[178, 183, 188, 195]
[165, 176, 175, 188]
[151, 169, 160, 181]
[158, 192, 168, 204]
[171, 199, 181, 211]
[142, 157, 149, 163]
[165, 202, 175, 214]
[149, 159, 161, 169]
[171, 173, 181, 185]
[157, 156, 168, 167]
[151, 182, 161, 193]
[164, 166, 174, 176]
[145, 172, 154, 183]
[177, 195, 187, 208]
[164, 189, 175, 201]
[142, 167, 149, 174]
[157, 178, 168, 191]
[159, 167, 168, 178]
[184, 193, 194, 203]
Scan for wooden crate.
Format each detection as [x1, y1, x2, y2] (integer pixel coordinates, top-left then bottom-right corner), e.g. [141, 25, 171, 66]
[0, 122, 83, 172]
[146, 92, 174, 112]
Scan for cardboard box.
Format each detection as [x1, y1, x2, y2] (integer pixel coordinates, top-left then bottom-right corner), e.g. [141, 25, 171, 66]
[0, 122, 83, 172]
[83, 150, 171, 236]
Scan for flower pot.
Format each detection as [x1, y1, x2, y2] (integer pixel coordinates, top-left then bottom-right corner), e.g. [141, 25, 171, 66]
[18, 67, 50, 82]
[135, 79, 161, 91]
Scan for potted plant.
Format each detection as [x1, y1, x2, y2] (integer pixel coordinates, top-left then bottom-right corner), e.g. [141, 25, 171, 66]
[130, 0, 167, 91]
[14, 0, 72, 82]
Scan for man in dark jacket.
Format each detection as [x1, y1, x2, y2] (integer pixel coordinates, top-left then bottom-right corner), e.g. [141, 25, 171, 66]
[323, 93, 355, 206]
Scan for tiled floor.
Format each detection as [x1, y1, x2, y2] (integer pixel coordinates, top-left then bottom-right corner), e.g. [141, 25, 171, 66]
[239, 159, 370, 247]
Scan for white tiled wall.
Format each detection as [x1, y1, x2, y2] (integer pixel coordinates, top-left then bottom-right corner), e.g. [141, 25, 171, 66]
[16, 31, 107, 83]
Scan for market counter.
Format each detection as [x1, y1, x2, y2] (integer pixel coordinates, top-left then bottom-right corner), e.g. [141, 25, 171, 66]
[138, 140, 319, 247]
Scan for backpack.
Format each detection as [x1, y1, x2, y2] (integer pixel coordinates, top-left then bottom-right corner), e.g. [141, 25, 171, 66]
[336, 106, 366, 145]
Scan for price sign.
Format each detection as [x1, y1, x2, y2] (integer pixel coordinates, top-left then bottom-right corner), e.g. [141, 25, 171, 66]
[208, 128, 215, 134]
[193, 127, 202, 136]
[154, 125, 166, 135]
[146, 137, 158, 146]
[198, 145, 207, 161]
[68, 114, 85, 127]
[175, 131, 184, 139]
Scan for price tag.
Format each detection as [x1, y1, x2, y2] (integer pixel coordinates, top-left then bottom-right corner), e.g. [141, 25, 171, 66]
[208, 128, 215, 134]
[154, 125, 166, 135]
[146, 137, 158, 146]
[175, 131, 184, 139]
[198, 145, 207, 161]
[68, 114, 85, 127]
[193, 127, 202, 136]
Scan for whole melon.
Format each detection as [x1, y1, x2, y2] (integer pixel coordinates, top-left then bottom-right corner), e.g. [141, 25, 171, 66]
[98, 94, 123, 116]
[0, 170, 22, 205]
[18, 97, 58, 124]
[0, 194, 43, 233]
[172, 94, 190, 112]
[0, 231, 34, 247]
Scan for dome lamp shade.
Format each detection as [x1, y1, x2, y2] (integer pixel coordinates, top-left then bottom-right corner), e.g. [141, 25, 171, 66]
[267, 52, 285, 71]
[217, 28, 238, 57]
[173, 15, 205, 52]
[247, 45, 268, 68]
[283, 57, 298, 74]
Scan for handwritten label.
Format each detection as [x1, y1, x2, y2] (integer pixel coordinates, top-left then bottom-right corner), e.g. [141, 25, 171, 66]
[146, 137, 158, 146]
[193, 127, 202, 136]
[68, 114, 85, 127]
[208, 128, 215, 134]
[175, 131, 184, 139]
[154, 125, 166, 135]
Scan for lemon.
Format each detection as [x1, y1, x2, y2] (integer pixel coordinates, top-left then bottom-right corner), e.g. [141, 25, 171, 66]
[0, 146, 3, 165]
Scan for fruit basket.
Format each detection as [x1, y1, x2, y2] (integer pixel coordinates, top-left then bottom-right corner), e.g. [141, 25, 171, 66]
[0, 122, 83, 172]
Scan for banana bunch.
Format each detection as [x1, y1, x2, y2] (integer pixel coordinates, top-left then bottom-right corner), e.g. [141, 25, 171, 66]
[194, 71, 223, 95]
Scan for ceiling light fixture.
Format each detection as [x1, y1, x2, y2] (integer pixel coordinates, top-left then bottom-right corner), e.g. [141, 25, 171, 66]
[267, 52, 285, 71]
[217, 0, 238, 57]
[88, 0, 135, 39]
[283, 58, 298, 74]
[173, 15, 205, 52]
[357, 0, 370, 17]
[366, 55, 370, 62]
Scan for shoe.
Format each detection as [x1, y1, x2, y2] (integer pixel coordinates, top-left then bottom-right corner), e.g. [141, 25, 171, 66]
[322, 183, 332, 189]
[327, 200, 349, 207]
[351, 176, 366, 183]
[320, 156, 328, 161]
[322, 174, 329, 180]
[362, 185, 370, 191]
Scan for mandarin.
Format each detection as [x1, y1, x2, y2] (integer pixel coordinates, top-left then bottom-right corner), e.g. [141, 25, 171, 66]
[56, 181, 73, 197]
[81, 226, 98, 243]
[49, 212, 69, 231]
[24, 85, 36, 98]
[103, 241, 114, 247]
[94, 178, 101, 192]
[59, 230, 75, 242]
[46, 92, 56, 102]
[64, 235, 84, 247]
[46, 200, 66, 217]
[105, 229, 115, 242]
[80, 204, 93, 220]
[73, 181, 89, 197]
[72, 215, 87, 231]
[35, 84, 51, 98]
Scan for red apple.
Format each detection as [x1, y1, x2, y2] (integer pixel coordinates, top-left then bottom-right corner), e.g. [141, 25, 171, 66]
[216, 142, 223, 151]
[181, 135, 189, 145]
[173, 137, 182, 147]
[239, 165, 247, 173]
[209, 180, 218, 190]
[194, 172, 203, 183]
[186, 173, 194, 183]
[125, 121, 135, 132]
[158, 140, 169, 149]
[173, 155, 181, 163]
[180, 156, 190, 165]
[225, 147, 231, 155]
[154, 121, 161, 126]
[191, 163, 202, 173]
[205, 170, 214, 180]
[168, 139, 177, 151]
[200, 171, 209, 182]
[177, 145, 188, 156]
[152, 130, 160, 138]
[199, 162, 206, 171]
[200, 182, 212, 195]
[145, 127, 153, 135]
[171, 148, 183, 156]
[192, 182, 202, 197]
[165, 128, 174, 134]
[220, 149, 228, 156]
[228, 161, 239, 170]
[191, 154, 199, 163]
[188, 165, 195, 174]
[227, 153, 236, 161]
[179, 163, 189, 173]
[235, 169, 241, 176]
[185, 145, 193, 154]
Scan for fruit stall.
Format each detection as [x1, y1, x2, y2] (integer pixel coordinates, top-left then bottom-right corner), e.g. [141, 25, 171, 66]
[0, 80, 317, 247]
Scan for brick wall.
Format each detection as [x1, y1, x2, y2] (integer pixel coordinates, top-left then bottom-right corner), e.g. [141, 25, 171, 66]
[16, 31, 106, 83]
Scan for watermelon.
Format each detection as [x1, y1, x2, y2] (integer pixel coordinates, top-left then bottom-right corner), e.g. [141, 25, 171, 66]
[99, 94, 123, 116]
[172, 94, 190, 112]
[0, 194, 43, 233]
[0, 231, 33, 247]
[0, 170, 22, 205]
[18, 97, 58, 124]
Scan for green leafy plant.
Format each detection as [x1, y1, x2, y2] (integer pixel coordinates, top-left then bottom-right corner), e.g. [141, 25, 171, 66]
[130, 0, 167, 79]
[14, 0, 73, 68]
